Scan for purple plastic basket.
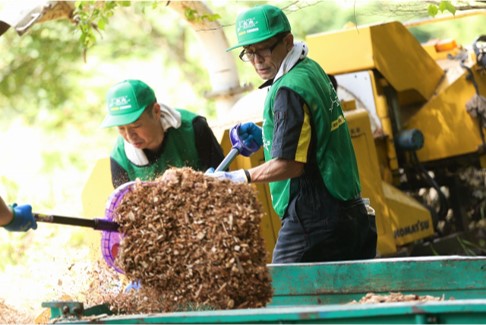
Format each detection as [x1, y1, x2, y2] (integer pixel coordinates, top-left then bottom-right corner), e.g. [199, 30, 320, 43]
[101, 181, 136, 273]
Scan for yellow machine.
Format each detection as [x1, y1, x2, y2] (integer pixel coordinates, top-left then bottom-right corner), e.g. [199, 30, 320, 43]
[82, 18, 486, 261]
[304, 19, 486, 256]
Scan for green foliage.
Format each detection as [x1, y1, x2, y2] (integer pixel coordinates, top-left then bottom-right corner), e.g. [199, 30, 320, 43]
[68, 229, 89, 248]
[74, 1, 124, 51]
[408, 14, 484, 45]
[0, 233, 30, 271]
[184, 7, 221, 23]
[0, 21, 85, 128]
[428, 1, 456, 17]
[0, 176, 19, 202]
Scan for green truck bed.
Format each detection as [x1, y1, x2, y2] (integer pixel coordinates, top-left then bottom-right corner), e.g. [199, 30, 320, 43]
[44, 256, 486, 324]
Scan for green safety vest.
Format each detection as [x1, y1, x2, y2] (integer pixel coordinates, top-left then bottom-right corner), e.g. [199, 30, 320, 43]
[111, 109, 201, 181]
[263, 58, 361, 217]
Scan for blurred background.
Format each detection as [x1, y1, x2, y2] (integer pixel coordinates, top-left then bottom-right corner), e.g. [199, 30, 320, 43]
[0, 0, 484, 320]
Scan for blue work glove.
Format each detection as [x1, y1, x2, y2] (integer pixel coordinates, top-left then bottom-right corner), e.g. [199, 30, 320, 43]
[239, 122, 263, 148]
[124, 281, 141, 293]
[205, 168, 250, 183]
[4, 203, 37, 232]
[229, 122, 262, 157]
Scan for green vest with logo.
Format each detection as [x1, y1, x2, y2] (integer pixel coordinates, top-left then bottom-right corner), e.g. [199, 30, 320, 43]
[111, 109, 201, 181]
[263, 58, 361, 216]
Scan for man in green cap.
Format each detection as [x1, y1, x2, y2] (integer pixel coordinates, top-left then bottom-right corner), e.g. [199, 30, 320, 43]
[208, 4, 377, 263]
[102, 79, 224, 188]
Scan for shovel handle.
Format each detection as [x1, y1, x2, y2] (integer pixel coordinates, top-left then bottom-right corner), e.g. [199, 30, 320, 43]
[34, 213, 120, 232]
[214, 148, 240, 172]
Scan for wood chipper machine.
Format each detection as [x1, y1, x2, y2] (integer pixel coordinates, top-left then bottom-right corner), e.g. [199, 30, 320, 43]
[303, 17, 486, 256]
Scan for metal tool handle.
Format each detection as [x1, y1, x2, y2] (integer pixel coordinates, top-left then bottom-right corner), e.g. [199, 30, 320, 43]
[34, 213, 119, 232]
[214, 148, 240, 172]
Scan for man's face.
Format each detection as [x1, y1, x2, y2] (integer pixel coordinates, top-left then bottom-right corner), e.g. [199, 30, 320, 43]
[242, 33, 292, 80]
[117, 103, 163, 151]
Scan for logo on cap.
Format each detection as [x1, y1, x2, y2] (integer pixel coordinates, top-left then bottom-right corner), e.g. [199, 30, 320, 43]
[109, 96, 132, 111]
[238, 18, 259, 36]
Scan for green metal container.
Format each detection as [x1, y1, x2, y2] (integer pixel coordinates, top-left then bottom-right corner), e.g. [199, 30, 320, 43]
[44, 256, 486, 324]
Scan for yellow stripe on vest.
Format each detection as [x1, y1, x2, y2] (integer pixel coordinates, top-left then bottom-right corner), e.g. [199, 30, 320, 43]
[295, 104, 311, 163]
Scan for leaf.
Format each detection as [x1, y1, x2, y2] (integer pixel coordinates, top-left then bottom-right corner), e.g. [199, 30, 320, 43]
[205, 13, 221, 22]
[443, 1, 456, 15]
[185, 8, 197, 22]
[439, 1, 456, 15]
[428, 4, 439, 17]
[98, 17, 107, 30]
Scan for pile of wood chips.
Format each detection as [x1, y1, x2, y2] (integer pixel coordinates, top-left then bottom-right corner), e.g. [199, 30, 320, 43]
[351, 292, 448, 304]
[106, 167, 273, 314]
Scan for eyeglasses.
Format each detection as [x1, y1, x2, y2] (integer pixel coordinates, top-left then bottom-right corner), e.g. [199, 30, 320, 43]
[239, 35, 286, 62]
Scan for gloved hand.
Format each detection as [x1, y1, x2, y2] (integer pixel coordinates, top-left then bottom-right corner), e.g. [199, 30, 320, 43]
[239, 122, 263, 147]
[229, 122, 262, 157]
[124, 280, 141, 293]
[205, 168, 250, 183]
[4, 203, 37, 232]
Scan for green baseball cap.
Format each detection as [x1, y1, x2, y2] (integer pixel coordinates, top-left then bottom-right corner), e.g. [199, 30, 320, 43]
[227, 4, 291, 51]
[101, 79, 156, 128]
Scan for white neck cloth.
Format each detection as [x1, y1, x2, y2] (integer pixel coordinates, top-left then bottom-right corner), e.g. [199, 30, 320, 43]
[274, 41, 309, 82]
[124, 104, 182, 166]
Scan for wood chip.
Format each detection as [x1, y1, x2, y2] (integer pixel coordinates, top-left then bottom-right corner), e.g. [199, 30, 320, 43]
[350, 292, 449, 304]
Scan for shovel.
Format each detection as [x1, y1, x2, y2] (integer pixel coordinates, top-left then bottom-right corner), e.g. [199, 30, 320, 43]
[34, 213, 119, 232]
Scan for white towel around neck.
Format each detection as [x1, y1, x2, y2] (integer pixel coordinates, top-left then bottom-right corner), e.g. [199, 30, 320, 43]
[274, 41, 309, 82]
[124, 103, 182, 166]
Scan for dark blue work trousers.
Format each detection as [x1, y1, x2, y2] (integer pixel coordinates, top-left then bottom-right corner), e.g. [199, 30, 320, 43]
[272, 194, 377, 264]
